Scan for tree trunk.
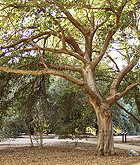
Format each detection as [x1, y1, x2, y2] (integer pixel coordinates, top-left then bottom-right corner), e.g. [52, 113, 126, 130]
[23, 122, 34, 147]
[96, 112, 114, 156]
[39, 132, 43, 148]
[89, 99, 114, 156]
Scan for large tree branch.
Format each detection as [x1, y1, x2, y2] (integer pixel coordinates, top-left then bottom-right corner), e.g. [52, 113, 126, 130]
[59, 5, 87, 35]
[109, 58, 137, 96]
[91, 0, 128, 70]
[23, 46, 87, 64]
[91, 30, 116, 69]
[106, 83, 138, 105]
[0, 67, 85, 87]
[116, 102, 140, 124]
[65, 30, 84, 56]
[50, 64, 82, 73]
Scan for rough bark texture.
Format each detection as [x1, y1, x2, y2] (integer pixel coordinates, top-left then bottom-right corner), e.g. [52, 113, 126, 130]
[89, 99, 114, 155]
[96, 114, 114, 156]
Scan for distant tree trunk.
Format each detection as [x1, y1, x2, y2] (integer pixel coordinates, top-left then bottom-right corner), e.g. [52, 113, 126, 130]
[39, 132, 43, 148]
[23, 122, 34, 147]
[134, 87, 140, 115]
[135, 98, 140, 115]
[89, 99, 114, 156]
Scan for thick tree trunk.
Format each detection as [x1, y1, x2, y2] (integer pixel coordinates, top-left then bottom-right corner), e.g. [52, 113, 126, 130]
[96, 112, 114, 156]
[89, 99, 114, 156]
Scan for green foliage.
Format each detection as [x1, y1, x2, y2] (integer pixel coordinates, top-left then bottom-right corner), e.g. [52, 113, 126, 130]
[112, 99, 140, 135]
[0, 115, 24, 140]
[50, 79, 95, 138]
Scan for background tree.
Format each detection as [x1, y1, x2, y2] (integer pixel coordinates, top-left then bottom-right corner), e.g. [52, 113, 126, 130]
[0, 0, 139, 155]
[0, 114, 24, 140]
[50, 79, 95, 139]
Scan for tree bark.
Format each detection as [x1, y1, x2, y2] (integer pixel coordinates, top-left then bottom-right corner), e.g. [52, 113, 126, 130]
[39, 132, 43, 148]
[96, 112, 114, 156]
[23, 122, 34, 147]
[89, 99, 114, 155]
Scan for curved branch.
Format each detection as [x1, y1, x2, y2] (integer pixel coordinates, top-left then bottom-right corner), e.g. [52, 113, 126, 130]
[0, 67, 85, 87]
[107, 54, 120, 72]
[119, 83, 139, 97]
[91, 30, 116, 69]
[116, 102, 140, 124]
[65, 30, 84, 56]
[24, 46, 87, 64]
[109, 58, 137, 96]
[107, 83, 139, 105]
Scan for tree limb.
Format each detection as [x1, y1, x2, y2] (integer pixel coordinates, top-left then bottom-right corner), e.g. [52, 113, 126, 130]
[23, 46, 87, 64]
[109, 58, 137, 96]
[91, 30, 116, 69]
[65, 30, 84, 56]
[0, 67, 85, 87]
[50, 64, 82, 73]
[116, 102, 140, 124]
[107, 54, 120, 72]
[107, 83, 139, 105]
[59, 5, 87, 35]
[2, 32, 51, 49]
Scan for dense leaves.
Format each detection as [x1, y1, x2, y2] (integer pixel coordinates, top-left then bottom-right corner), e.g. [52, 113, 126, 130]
[51, 80, 95, 138]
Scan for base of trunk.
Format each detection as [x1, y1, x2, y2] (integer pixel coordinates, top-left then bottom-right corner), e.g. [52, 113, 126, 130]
[96, 104, 114, 156]
[96, 130, 114, 156]
[94, 149, 115, 156]
[89, 99, 115, 156]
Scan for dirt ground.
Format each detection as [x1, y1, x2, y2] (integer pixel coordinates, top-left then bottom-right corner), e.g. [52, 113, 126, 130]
[0, 135, 140, 165]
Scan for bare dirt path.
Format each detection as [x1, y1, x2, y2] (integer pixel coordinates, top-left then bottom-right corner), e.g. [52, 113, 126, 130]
[1, 135, 140, 151]
[0, 135, 140, 165]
